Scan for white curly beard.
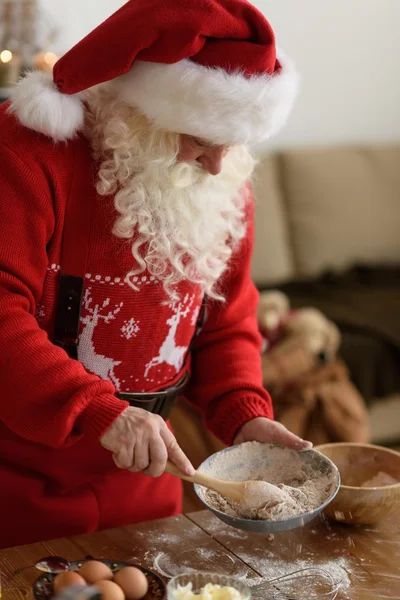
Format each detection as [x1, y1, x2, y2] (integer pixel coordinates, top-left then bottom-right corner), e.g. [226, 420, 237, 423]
[85, 86, 256, 301]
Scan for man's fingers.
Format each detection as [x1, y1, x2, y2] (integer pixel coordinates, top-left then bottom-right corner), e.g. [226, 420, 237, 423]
[273, 423, 313, 450]
[252, 419, 313, 451]
[143, 437, 168, 478]
[130, 441, 150, 472]
[113, 448, 133, 469]
[161, 427, 195, 476]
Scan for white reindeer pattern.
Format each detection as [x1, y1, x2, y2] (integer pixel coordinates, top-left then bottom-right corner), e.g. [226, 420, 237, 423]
[78, 288, 124, 390]
[144, 294, 195, 378]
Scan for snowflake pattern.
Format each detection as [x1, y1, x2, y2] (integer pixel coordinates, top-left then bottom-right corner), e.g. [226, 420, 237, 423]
[121, 317, 141, 340]
[47, 263, 61, 274]
[35, 303, 45, 321]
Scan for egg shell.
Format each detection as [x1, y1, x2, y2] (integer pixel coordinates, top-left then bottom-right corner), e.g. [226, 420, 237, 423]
[78, 560, 114, 583]
[53, 571, 86, 593]
[113, 567, 149, 600]
[94, 580, 126, 600]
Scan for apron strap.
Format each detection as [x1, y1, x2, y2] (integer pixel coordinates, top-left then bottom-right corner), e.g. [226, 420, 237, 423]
[54, 139, 94, 359]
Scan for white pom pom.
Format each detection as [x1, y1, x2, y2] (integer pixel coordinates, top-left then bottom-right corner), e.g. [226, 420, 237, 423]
[9, 71, 84, 141]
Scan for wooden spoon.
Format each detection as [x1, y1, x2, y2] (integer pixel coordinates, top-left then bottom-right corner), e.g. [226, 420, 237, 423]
[165, 461, 293, 511]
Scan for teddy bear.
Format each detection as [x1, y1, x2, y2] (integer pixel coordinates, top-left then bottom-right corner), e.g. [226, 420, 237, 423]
[257, 290, 341, 387]
[257, 291, 369, 445]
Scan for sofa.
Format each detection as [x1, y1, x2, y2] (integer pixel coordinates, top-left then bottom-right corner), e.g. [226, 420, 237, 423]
[251, 144, 400, 446]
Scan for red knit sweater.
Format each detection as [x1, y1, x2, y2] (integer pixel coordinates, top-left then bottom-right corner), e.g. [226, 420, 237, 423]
[0, 105, 272, 547]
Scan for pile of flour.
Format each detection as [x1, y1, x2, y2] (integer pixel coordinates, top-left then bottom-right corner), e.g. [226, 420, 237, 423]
[361, 471, 399, 487]
[199, 442, 337, 521]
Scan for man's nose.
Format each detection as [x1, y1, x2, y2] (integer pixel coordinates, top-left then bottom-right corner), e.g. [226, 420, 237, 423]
[198, 146, 227, 176]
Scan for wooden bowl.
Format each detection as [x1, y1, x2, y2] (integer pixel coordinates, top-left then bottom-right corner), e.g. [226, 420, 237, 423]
[316, 443, 400, 525]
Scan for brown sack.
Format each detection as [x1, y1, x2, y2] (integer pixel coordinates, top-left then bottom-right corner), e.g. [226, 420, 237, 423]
[270, 359, 370, 445]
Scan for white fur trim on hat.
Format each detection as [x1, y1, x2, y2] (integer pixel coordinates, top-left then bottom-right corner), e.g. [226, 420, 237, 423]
[111, 52, 299, 146]
[8, 53, 298, 144]
[8, 71, 84, 142]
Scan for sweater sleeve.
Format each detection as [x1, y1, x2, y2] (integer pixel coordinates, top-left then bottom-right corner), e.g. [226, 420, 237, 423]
[0, 142, 128, 448]
[185, 184, 273, 445]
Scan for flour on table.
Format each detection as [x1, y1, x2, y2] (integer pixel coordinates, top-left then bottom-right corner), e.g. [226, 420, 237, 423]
[239, 556, 351, 599]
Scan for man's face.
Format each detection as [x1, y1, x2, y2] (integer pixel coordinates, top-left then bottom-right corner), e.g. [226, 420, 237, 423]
[177, 134, 230, 176]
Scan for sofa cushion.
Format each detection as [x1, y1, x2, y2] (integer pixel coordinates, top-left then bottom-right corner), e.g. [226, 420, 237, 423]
[251, 154, 296, 285]
[280, 146, 400, 276]
[369, 395, 400, 444]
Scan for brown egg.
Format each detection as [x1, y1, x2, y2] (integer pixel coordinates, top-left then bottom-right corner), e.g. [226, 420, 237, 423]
[94, 580, 125, 600]
[53, 571, 86, 594]
[78, 560, 113, 583]
[113, 567, 149, 600]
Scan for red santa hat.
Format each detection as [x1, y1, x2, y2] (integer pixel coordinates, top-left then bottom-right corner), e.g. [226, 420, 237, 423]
[9, 0, 299, 145]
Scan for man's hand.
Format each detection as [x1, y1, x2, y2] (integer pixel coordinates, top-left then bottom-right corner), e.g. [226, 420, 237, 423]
[233, 417, 312, 450]
[100, 407, 195, 478]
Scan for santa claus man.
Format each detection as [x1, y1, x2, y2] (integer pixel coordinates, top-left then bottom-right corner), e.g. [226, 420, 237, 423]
[0, 0, 309, 548]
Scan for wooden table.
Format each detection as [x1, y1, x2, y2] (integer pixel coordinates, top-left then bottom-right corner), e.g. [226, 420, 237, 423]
[1, 510, 399, 600]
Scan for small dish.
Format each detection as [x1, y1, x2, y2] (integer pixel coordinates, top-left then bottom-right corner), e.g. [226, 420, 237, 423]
[167, 572, 251, 599]
[32, 559, 166, 600]
[154, 547, 247, 579]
